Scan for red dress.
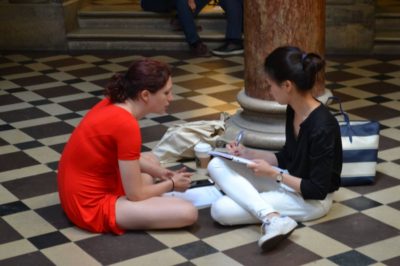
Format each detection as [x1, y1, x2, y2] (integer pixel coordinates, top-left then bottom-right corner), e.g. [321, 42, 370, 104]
[57, 98, 141, 234]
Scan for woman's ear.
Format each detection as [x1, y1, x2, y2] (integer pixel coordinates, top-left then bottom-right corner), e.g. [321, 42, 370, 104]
[281, 80, 292, 93]
[282, 80, 293, 93]
[139, 89, 150, 103]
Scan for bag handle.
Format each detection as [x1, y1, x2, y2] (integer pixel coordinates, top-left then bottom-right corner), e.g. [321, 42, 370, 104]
[328, 96, 353, 143]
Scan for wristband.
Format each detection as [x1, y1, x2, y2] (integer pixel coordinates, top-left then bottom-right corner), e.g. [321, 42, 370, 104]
[170, 178, 175, 192]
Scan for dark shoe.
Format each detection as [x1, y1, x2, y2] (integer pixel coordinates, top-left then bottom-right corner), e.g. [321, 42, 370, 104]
[212, 42, 244, 56]
[190, 42, 211, 57]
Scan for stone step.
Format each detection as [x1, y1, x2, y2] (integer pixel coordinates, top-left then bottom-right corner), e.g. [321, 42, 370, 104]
[373, 31, 400, 54]
[373, 2, 400, 55]
[67, 28, 225, 51]
[68, 6, 226, 51]
[77, 10, 226, 31]
[375, 12, 400, 30]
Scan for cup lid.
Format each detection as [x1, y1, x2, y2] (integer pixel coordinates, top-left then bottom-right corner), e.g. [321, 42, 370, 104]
[194, 142, 212, 153]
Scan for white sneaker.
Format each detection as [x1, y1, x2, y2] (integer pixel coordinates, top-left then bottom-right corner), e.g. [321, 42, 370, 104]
[258, 216, 297, 251]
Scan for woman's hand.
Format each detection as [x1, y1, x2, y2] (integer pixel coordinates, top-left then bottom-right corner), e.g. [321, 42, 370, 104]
[226, 141, 247, 157]
[247, 159, 278, 178]
[171, 172, 193, 192]
[159, 166, 188, 180]
[188, 0, 196, 12]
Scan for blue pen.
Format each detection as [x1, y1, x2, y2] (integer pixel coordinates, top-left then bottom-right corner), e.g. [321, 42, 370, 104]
[235, 130, 244, 146]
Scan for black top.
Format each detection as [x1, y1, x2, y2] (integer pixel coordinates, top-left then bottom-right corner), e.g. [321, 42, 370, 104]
[275, 103, 342, 200]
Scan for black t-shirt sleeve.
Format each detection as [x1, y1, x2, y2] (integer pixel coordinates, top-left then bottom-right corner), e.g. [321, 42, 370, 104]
[300, 125, 340, 199]
[275, 145, 288, 169]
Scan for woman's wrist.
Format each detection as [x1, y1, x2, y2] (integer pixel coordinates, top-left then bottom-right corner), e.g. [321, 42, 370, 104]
[275, 171, 284, 183]
[169, 178, 175, 192]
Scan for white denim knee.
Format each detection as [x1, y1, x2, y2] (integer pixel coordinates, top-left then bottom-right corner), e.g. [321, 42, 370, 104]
[211, 196, 260, 226]
[210, 196, 231, 225]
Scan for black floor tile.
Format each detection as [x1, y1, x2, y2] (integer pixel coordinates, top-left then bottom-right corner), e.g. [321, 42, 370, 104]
[173, 240, 218, 260]
[0, 251, 55, 266]
[77, 232, 167, 265]
[0, 94, 23, 106]
[0, 65, 34, 76]
[175, 77, 225, 90]
[21, 122, 75, 139]
[383, 255, 400, 266]
[224, 240, 321, 265]
[363, 62, 400, 74]
[350, 104, 400, 121]
[311, 213, 399, 248]
[14, 140, 44, 150]
[35, 85, 83, 98]
[328, 250, 376, 266]
[2, 172, 58, 200]
[341, 196, 382, 211]
[140, 124, 169, 143]
[10, 75, 57, 87]
[151, 115, 180, 123]
[59, 97, 101, 112]
[0, 107, 50, 123]
[0, 201, 30, 217]
[0, 218, 23, 244]
[354, 81, 400, 94]
[167, 99, 206, 113]
[36, 205, 73, 230]
[28, 231, 70, 249]
[0, 151, 39, 172]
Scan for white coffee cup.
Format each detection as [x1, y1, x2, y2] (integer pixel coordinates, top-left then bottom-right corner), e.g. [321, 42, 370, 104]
[194, 142, 212, 173]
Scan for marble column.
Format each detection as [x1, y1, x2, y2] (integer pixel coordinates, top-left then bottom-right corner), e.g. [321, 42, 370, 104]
[222, 0, 331, 150]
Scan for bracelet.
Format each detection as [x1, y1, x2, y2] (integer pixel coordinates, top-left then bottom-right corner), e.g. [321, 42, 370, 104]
[170, 178, 175, 192]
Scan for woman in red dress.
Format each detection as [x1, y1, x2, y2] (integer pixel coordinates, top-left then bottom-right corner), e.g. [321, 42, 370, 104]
[57, 58, 198, 234]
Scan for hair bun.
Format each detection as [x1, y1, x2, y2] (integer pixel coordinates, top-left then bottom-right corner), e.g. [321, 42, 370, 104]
[302, 53, 324, 74]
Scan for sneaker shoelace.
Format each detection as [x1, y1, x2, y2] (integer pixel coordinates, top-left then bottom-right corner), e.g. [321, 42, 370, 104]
[260, 218, 272, 234]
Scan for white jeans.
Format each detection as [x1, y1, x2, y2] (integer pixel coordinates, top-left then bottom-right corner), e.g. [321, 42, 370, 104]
[208, 157, 333, 225]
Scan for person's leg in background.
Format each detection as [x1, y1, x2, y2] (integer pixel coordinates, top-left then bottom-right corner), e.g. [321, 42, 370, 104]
[174, 0, 211, 57]
[212, 0, 244, 56]
[140, 0, 175, 12]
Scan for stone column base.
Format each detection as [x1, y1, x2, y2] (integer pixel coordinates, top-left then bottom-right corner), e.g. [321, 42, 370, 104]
[219, 89, 333, 150]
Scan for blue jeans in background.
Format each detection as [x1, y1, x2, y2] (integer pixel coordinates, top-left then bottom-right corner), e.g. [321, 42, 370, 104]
[218, 0, 243, 43]
[141, 0, 210, 46]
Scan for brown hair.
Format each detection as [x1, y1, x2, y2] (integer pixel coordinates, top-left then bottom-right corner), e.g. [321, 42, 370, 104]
[104, 58, 171, 103]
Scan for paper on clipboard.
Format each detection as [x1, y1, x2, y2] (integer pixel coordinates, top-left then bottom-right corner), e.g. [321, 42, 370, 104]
[209, 151, 296, 193]
[208, 150, 254, 165]
[164, 186, 223, 209]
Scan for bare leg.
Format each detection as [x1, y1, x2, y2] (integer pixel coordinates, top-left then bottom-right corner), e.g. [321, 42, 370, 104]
[117, 152, 198, 229]
[115, 196, 198, 229]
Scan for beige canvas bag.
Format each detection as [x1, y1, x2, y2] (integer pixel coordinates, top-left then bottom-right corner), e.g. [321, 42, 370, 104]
[153, 120, 225, 163]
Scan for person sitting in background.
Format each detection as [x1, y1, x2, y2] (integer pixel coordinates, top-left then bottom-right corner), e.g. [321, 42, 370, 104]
[58, 58, 198, 235]
[212, 0, 244, 56]
[141, 0, 212, 57]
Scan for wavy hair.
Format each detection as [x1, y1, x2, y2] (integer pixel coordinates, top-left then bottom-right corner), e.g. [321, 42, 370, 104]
[104, 58, 171, 103]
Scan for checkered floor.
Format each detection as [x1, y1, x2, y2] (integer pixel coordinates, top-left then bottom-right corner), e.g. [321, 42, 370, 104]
[1, 51, 399, 266]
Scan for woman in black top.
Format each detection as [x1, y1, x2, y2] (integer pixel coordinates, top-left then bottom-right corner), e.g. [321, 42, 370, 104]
[208, 46, 342, 251]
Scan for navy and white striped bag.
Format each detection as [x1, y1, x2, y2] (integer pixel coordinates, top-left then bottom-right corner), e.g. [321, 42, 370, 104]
[330, 97, 380, 186]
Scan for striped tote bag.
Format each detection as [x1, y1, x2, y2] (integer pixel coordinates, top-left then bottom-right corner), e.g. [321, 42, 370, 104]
[330, 97, 380, 186]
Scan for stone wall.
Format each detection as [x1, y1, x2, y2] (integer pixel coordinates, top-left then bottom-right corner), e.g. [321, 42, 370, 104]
[0, 0, 81, 51]
[326, 0, 375, 54]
